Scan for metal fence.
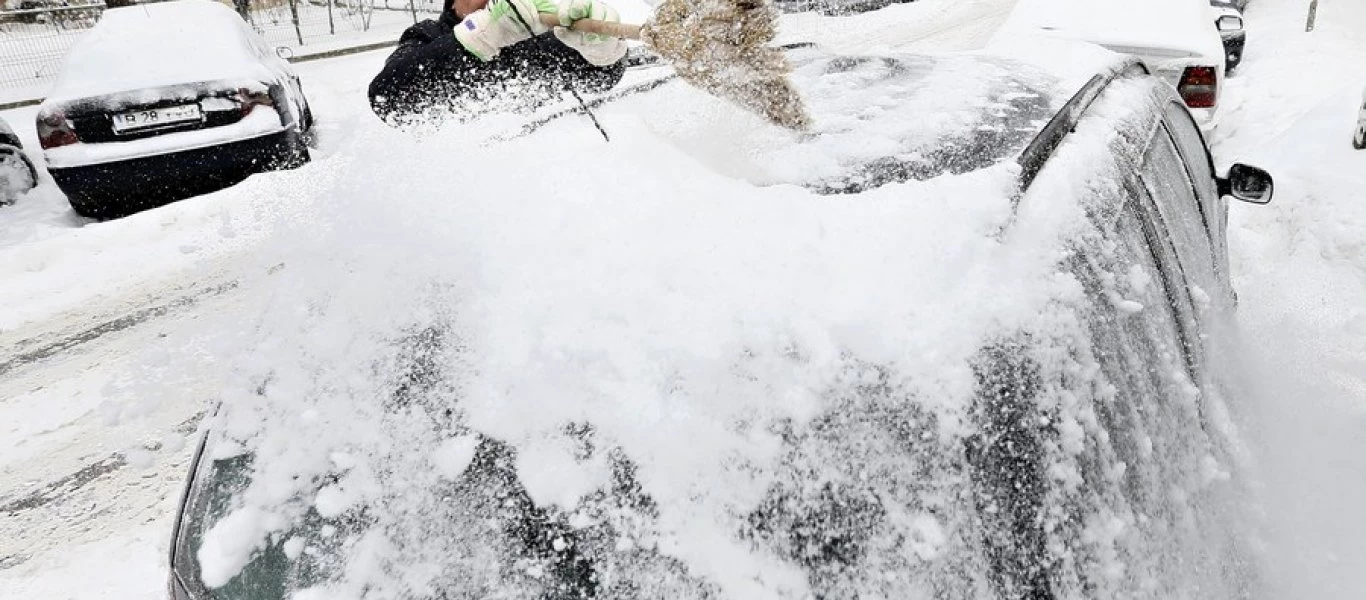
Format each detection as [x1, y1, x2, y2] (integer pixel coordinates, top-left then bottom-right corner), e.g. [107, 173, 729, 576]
[0, 0, 441, 93]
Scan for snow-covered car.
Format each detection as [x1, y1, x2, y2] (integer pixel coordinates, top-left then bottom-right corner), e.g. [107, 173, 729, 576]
[1210, 1, 1246, 73]
[0, 116, 39, 206]
[996, 0, 1229, 129]
[165, 46, 1273, 600]
[1355, 86, 1366, 149]
[36, 0, 314, 219]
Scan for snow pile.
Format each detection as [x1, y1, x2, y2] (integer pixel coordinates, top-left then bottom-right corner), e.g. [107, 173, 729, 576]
[46, 0, 278, 104]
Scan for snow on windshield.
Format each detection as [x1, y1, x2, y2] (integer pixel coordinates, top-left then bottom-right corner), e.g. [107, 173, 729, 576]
[585, 50, 1066, 194]
[46, 0, 275, 104]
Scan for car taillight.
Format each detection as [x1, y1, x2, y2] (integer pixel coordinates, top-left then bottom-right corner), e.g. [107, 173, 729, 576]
[1178, 66, 1218, 109]
[36, 111, 78, 149]
[236, 87, 275, 117]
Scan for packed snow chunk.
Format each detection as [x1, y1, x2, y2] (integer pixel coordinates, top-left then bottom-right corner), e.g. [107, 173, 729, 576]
[1115, 299, 1145, 314]
[905, 513, 949, 561]
[282, 536, 306, 560]
[429, 435, 480, 480]
[197, 506, 287, 588]
[515, 435, 609, 510]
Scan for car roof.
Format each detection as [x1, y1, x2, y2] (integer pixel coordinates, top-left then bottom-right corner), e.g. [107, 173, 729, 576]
[44, 0, 276, 105]
[997, 0, 1224, 62]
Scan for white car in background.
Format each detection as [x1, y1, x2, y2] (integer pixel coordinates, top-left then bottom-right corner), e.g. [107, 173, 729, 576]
[994, 0, 1227, 129]
[1354, 87, 1366, 149]
[36, 0, 314, 219]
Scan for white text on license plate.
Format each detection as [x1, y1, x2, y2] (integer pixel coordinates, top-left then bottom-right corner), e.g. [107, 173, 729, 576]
[112, 104, 202, 133]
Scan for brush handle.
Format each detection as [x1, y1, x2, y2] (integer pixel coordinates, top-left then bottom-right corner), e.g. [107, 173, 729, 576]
[538, 13, 642, 40]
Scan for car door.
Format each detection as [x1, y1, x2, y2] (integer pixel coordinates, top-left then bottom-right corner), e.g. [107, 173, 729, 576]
[1131, 116, 1221, 338]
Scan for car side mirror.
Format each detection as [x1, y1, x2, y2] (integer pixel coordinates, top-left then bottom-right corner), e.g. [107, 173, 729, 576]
[1217, 163, 1273, 204]
[275, 46, 295, 60]
[1216, 14, 1244, 32]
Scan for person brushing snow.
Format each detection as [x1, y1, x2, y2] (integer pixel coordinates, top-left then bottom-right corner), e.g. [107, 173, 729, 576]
[368, 0, 628, 125]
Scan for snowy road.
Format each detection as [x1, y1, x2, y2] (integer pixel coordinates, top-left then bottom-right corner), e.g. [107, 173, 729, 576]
[2, 0, 1365, 596]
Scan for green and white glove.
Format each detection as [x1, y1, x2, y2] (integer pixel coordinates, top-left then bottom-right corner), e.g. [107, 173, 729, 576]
[553, 0, 627, 66]
[453, 0, 557, 61]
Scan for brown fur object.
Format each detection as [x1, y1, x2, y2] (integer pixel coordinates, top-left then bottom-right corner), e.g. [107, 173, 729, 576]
[639, 0, 811, 130]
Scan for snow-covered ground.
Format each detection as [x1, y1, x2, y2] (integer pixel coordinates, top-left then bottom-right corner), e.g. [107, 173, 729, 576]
[1, 0, 1364, 596]
[1207, 0, 1366, 597]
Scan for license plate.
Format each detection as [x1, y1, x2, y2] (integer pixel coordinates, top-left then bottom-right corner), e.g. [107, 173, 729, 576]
[111, 104, 202, 133]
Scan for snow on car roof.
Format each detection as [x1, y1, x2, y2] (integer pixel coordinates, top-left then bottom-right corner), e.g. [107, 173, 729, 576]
[45, 0, 275, 104]
[996, 0, 1223, 61]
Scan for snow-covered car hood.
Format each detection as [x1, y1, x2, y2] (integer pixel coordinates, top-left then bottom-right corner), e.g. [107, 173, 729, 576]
[45, 0, 277, 104]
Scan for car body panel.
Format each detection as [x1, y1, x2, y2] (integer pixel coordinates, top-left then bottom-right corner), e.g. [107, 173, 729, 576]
[43, 109, 285, 169]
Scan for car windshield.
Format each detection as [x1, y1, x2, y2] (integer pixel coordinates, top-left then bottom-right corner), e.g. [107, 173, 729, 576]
[176, 451, 350, 600]
[584, 50, 1066, 194]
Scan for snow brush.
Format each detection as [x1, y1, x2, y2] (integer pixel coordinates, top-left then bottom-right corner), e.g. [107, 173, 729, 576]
[538, 0, 811, 130]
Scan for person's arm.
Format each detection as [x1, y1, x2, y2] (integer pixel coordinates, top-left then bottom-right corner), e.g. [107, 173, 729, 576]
[369, 20, 480, 121]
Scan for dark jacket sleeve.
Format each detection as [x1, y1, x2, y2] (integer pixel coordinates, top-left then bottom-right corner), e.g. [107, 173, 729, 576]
[368, 19, 483, 123]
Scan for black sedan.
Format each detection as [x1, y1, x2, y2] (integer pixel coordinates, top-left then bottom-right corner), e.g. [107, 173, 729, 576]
[37, 0, 313, 219]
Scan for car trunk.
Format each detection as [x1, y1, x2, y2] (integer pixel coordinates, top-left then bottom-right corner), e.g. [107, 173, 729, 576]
[53, 80, 275, 145]
[1099, 44, 1205, 87]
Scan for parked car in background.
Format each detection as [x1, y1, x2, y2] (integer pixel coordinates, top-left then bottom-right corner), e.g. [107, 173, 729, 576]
[996, 0, 1228, 129]
[1354, 86, 1366, 149]
[1210, 0, 1246, 72]
[166, 45, 1273, 600]
[0, 116, 39, 206]
[37, 0, 313, 219]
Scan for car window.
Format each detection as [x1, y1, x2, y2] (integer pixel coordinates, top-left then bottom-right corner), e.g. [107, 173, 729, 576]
[176, 453, 337, 598]
[1161, 101, 1228, 280]
[1065, 169, 1201, 395]
[1137, 124, 1220, 304]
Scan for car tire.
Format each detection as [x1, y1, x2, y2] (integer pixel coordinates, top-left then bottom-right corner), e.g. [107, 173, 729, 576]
[0, 148, 37, 205]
